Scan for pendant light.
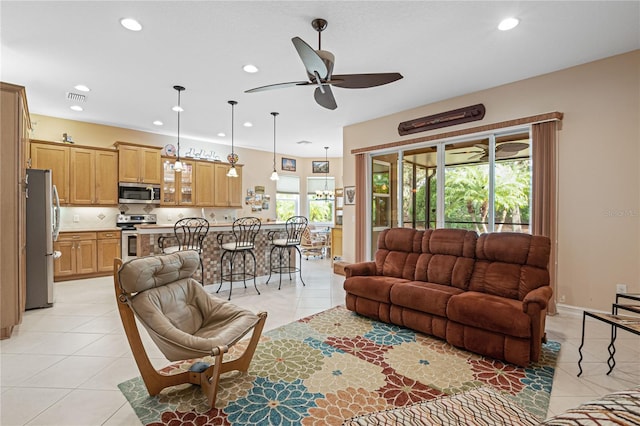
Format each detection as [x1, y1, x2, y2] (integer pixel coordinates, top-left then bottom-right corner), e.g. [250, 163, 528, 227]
[315, 146, 333, 200]
[226, 100, 239, 178]
[173, 85, 185, 173]
[270, 112, 279, 181]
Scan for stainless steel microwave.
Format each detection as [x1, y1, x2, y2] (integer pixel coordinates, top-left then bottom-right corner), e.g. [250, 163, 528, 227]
[118, 182, 161, 204]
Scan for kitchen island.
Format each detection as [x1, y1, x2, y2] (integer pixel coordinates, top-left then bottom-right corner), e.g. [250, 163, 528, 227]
[135, 221, 292, 287]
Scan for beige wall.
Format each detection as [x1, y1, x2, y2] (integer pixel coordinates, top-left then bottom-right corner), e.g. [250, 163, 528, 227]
[342, 50, 640, 311]
[29, 114, 342, 223]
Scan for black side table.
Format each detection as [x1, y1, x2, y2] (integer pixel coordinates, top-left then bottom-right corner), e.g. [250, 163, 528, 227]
[577, 310, 640, 377]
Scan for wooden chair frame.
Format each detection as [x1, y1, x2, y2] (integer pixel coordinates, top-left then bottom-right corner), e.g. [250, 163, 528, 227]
[113, 258, 267, 407]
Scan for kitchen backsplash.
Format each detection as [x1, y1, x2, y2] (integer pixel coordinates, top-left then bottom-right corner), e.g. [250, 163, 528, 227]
[59, 205, 252, 230]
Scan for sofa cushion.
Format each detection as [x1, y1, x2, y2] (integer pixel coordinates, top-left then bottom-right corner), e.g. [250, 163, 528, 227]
[390, 281, 464, 317]
[375, 228, 423, 279]
[343, 275, 408, 304]
[471, 233, 550, 300]
[447, 291, 531, 338]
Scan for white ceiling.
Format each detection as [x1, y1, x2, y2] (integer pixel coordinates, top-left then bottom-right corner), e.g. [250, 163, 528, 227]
[2, 1, 638, 157]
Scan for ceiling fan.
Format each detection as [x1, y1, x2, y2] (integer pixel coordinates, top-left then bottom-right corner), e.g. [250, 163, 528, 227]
[245, 18, 403, 110]
[455, 142, 530, 161]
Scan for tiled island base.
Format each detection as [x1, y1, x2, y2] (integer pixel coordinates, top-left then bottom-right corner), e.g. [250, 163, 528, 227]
[136, 223, 294, 286]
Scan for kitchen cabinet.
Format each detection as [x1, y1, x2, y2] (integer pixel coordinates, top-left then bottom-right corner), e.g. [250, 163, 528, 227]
[195, 161, 215, 206]
[1, 82, 30, 339]
[30, 141, 69, 203]
[161, 157, 195, 206]
[54, 230, 120, 280]
[31, 140, 118, 206]
[97, 231, 121, 273]
[214, 163, 243, 207]
[54, 232, 97, 278]
[115, 141, 162, 184]
[69, 147, 118, 205]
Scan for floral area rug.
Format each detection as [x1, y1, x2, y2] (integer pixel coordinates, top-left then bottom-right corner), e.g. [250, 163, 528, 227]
[118, 305, 560, 425]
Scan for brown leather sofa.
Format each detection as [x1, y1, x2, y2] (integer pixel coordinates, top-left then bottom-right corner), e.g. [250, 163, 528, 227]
[344, 227, 552, 366]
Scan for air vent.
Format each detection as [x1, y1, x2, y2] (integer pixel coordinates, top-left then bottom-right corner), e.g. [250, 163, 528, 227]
[66, 92, 87, 102]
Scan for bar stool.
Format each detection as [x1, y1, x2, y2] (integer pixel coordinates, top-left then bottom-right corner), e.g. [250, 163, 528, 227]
[158, 217, 209, 284]
[266, 216, 307, 289]
[216, 217, 261, 300]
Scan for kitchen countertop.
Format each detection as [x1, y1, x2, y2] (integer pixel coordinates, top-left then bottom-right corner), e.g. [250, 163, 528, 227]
[136, 221, 287, 233]
[59, 227, 122, 233]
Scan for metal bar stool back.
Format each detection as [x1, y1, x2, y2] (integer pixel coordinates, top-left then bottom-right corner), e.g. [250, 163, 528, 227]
[266, 216, 308, 289]
[158, 217, 209, 284]
[216, 217, 261, 300]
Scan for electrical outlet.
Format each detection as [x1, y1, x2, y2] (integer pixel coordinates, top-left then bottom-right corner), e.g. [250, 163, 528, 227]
[616, 283, 627, 294]
[73, 215, 80, 223]
[559, 295, 566, 303]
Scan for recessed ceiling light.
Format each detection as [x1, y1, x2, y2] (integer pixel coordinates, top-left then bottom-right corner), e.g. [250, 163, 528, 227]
[74, 84, 90, 92]
[498, 17, 519, 31]
[243, 122, 253, 127]
[153, 120, 163, 126]
[172, 106, 184, 112]
[217, 132, 226, 137]
[243, 64, 259, 73]
[120, 18, 142, 31]
[70, 105, 83, 111]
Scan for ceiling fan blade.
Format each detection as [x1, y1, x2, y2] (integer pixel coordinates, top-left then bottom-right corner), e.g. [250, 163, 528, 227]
[245, 81, 311, 93]
[314, 85, 337, 110]
[496, 151, 517, 159]
[496, 142, 530, 153]
[292, 37, 328, 80]
[331, 73, 403, 89]
[469, 153, 485, 161]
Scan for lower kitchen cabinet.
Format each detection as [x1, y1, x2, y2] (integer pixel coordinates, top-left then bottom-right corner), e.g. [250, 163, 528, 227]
[54, 230, 120, 281]
[97, 231, 121, 272]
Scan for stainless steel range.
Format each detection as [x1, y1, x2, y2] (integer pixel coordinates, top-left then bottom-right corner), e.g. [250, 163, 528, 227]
[116, 214, 157, 261]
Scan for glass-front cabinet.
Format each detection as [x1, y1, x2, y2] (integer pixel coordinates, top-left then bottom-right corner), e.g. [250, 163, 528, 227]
[161, 158, 195, 206]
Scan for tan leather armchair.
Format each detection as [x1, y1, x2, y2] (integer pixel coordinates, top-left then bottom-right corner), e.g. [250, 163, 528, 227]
[113, 250, 266, 408]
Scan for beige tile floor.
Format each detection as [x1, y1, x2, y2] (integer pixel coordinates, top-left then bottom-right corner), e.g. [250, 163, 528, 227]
[1, 257, 638, 425]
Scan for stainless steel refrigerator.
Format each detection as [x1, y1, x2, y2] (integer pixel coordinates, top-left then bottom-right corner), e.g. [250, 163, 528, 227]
[26, 169, 61, 309]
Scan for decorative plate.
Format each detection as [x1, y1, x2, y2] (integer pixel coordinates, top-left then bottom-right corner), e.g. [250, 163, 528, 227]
[163, 144, 176, 156]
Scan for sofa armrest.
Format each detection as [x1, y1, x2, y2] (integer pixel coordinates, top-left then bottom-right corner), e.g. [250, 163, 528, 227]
[522, 286, 553, 313]
[344, 261, 376, 278]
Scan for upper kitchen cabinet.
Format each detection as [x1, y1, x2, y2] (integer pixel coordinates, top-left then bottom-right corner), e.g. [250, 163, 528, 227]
[31, 140, 118, 206]
[69, 147, 118, 205]
[114, 141, 162, 184]
[195, 161, 215, 206]
[30, 141, 69, 203]
[214, 163, 243, 207]
[161, 157, 195, 206]
[1, 82, 30, 339]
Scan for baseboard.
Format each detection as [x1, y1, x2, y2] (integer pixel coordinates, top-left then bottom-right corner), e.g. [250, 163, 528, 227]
[555, 303, 609, 317]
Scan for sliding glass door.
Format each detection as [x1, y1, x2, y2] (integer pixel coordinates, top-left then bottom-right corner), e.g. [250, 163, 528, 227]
[370, 129, 531, 258]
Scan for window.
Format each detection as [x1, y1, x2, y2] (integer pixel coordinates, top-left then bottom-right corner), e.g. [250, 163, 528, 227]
[307, 176, 335, 225]
[276, 176, 300, 221]
[400, 131, 531, 235]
